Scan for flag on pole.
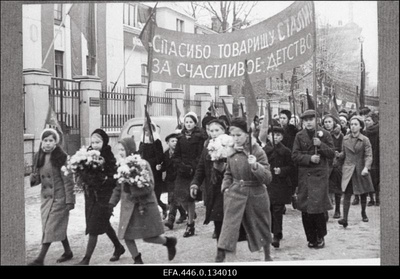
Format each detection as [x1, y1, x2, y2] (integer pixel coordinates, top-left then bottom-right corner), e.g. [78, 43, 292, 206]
[332, 85, 339, 111]
[175, 99, 182, 129]
[258, 102, 269, 145]
[306, 88, 315, 110]
[221, 99, 232, 126]
[290, 67, 297, 92]
[355, 86, 360, 113]
[45, 105, 64, 146]
[360, 44, 366, 108]
[144, 105, 154, 143]
[243, 59, 259, 130]
[328, 95, 341, 123]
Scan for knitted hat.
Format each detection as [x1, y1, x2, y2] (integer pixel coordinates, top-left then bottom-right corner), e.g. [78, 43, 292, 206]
[184, 111, 198, 124]
[350, 115, 365, 130]
[230, 117, 248, 133]
[118, 137, 137, 156]
[40, 128, 60, 144]
[91, 128, 109, 147]
[280, 109, 292, 120]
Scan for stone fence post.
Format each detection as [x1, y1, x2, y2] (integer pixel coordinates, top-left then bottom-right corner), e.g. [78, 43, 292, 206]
[219, 95, 234, 116]
[165, 88, 184, 120]
[195, 92, 212, 120]
[128, 83, 147, 119]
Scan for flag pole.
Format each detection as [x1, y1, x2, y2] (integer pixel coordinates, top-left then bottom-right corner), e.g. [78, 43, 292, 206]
[42, 4, 74, 68]
[111, 38, 138, 92]
[311, 1, 318, 155]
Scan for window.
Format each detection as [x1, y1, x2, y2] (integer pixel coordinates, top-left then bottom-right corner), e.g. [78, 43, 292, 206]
[176, 19, 184, 32]
[55, 51, 64, 78]
[123, 3, 138, 28]
[141, 64, 148, 84]
[54, 4, 63, 25]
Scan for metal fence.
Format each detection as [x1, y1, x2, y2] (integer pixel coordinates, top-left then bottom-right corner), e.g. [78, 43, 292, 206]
[100, 85, 135, 132]
[184, 97, 202, 117]
[148, 93, 173, 116]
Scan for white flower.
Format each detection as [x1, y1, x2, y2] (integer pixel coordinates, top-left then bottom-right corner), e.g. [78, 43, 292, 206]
[61, 166, 67, 172]
[317, 131, 324, 137]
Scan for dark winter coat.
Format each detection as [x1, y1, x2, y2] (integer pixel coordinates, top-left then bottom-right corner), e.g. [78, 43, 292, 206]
[84, 145, 117, 235]
[160, 148, 177, 183]
[172, 127, 206, 203]
[109, 160, 164, 240]
[138, 139, 164, 191]
[190, 146, 224, 224]
[339, 133, 375, 195]
[34, 146, 75, 243]
[218, 142, 273, 253]
[263, 141, 294, 205]
[281, 124, 298, 151]
[364, 123, 380, 189]
[292, 128, 335, 214]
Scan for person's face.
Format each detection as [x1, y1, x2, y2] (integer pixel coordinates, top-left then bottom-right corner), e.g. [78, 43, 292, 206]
[279, 114, 289, 126]
[91, 135, 103, 151]
[229, 127, 248, 147]
[303, 117, 316, 130]
[42, 135, 57, 152]
[167, 138, 178, 150]
[117, 143, 126, 158]
[340, 117, 348, 128]
[323, 117, 335, 131]
[209, 123, 225, 140]
[184, 117, 196, 131]
[350, 119, 362, 133]
[364, 117, 374, 128]
[268, 132, 283, 145]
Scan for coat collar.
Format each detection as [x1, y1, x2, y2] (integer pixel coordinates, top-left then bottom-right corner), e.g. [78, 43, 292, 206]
[343, 132, 365, 153]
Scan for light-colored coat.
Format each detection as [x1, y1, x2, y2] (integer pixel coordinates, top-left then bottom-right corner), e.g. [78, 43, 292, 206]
[339, 133, 374, 194]
[109, 161, 164, 240]
[218, 143, 273, 252]
[39, 154, 75, 243]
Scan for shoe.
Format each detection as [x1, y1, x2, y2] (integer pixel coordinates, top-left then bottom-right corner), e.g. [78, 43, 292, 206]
[176, 214, 187, 224]
[75, 257, 90, 265]
[362, 213, 369, 222]
[164, 237, 177, 261]
[109, 245, 125, 262]
[367, 200, 375, 206]
[56, 251, 73, 263]
[183, 222, 195, 237]
[215, 248, 226, 262]
[333, 210, 341, 219]
[338, 219, 348, 228]
[27, 259, 43, 266]
[271, 236, 280, 248]
[352, 197, 359, 205]
[316, 238, 325, 249]
[308, 242, 318, 248]
[134, 253, 144, 264]
[164, 215, 175, 230]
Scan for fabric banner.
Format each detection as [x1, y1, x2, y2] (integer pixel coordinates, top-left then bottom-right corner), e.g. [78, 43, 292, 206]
[147, 1, 315, 86]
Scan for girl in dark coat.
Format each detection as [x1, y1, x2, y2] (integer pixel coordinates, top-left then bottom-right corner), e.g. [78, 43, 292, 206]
[364, 112, 380, 206]
[263, 126, 294, 249]
[292, 110, 335, 249]
[172, 112, 207, 237]
[76, 129, 125, 265]
[138, 121, 168, 219]
[109, 138, 177, 264]
[322, 114, 344, 219]
[28, 128, 75, 266]
[190, 119, 228, 241]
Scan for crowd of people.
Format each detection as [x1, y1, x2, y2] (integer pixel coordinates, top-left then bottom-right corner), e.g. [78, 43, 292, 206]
[28, 104, 380, 265]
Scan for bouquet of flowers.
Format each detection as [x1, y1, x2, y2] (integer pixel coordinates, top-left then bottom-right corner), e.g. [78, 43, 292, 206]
[207, 134, 235, 161]
[61, 146, 105, 193]
[114, 154, 152, 215]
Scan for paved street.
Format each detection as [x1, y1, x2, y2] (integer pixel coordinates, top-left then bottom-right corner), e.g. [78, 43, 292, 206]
[24, 176, 380, 266]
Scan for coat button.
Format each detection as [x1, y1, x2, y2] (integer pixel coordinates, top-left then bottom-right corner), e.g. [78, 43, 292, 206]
[49, 185, 53, 189]
[48, 195, 53, 199]
[307, 173, 311, 176]
[47, 175, 51, 178]
[41, 175, 45, 179]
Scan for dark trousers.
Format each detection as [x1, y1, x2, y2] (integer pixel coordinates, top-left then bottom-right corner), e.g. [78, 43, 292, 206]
[271, 204, 285, 239]
[301, 212, 327, 243]
[166, 181, 185, 218]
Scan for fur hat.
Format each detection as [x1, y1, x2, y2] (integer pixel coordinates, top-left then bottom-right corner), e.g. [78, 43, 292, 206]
[280, 109, 292, 120]
[40, 128, 60, 144]
[184, 111, 198, 124]
[118, 137, 137, 156]
[300, 109, 318, 119]
[230, 117, 248, 133]
[91, 128, 109, 147]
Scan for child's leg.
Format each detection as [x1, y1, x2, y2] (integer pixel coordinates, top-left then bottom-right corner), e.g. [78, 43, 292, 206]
[28, 242, 51, 265]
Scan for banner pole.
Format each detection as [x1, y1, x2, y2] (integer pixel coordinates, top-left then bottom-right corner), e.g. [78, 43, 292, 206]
[311, 1, 318, 155]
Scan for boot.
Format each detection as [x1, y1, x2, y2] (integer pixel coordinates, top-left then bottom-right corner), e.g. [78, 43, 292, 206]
[375, 191, 380, 206]
[367, 193, 375, 206]
[338, 219, 348, 228]
[183, 222, 195, 237]
[352, 195, 360, 205]
[271, 235, 280, 248]
[361, 211, 369, 222]
[164, 237, 177, 261]
[264, 244, 273, 261]
[27, 259, 44, 266]
[56, 251, 73, 263]
[134, 253, 144, 264]
[164, 214, 175, 230]
[333, 208, 341, 219]
[110, 244, 125, 262]
[215, 248, 226, 262]
[75, 256, 90, 265]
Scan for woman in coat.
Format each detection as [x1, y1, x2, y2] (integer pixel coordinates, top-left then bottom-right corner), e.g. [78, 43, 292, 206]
[173, 112, 207, 237]
[138, 121, 168, 219]
[263, 126, 295, 249]
[216, 118, 273, 262]
[76, 129, 125, 265]
[109, 138, 177, 264]
[292, 110, 335, 249]
[337, 116, 375, 228]
[28, 128, 75, 266]
[190, 119, 228, 241]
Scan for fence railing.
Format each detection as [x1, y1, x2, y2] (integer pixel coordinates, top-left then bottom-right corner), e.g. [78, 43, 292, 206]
[100, 86, 135, 132]
[184, 98, 202, 117]
[148, 94, 173, 116]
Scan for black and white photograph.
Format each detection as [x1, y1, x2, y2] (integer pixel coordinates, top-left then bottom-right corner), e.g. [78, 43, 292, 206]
[1, 1, 398, 268]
